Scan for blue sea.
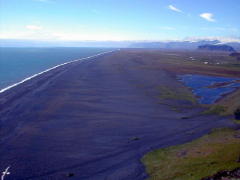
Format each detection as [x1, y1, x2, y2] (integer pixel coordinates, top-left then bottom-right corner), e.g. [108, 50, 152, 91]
[0, 47, 114, 90]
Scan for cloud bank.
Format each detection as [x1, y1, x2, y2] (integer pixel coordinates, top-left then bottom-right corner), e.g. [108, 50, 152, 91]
[26, 25, 43, 30]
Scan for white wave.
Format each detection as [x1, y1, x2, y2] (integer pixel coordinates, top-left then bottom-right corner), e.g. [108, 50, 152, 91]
[0, 49, 118, 94]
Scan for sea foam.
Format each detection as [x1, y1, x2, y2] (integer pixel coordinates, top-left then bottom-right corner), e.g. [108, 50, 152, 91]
[0, 50, 117, 94]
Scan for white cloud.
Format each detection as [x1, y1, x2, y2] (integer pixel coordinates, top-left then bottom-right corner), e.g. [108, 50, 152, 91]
[0, 29, 128, 41]
[168, 5, 183, 13]
[200, 13, 215, 22]
[26, 25, 43, 30]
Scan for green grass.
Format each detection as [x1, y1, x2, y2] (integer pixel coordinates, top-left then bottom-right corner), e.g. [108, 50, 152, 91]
[202, 105, 226, 115]
[202, 89, 240, 120]
[233, 118, 240, 124]
[217, 89, 240, 117]
[158, 85, 197, 104]
[142, 128, 240, 180]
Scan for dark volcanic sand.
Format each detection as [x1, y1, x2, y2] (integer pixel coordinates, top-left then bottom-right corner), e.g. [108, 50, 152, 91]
[0, 50, 235, 180]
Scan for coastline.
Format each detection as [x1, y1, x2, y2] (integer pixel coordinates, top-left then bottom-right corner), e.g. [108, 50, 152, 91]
[0, 49, 237, 180]
[0, 49, 118, 94]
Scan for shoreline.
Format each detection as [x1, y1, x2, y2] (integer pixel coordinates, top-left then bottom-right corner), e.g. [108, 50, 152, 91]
[0, 49, 118, 94]
[0, 49, 237, 180]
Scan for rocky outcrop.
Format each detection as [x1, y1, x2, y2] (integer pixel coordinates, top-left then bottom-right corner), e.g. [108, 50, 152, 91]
[202, 168, 240, 180]
[234, 108, 240, 120]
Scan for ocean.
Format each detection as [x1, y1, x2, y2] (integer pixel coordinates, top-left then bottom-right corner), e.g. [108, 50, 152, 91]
[0, 47, 114, 91]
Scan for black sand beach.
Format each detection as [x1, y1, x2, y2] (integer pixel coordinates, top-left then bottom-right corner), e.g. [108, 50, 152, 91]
[0, 50, 236, 179]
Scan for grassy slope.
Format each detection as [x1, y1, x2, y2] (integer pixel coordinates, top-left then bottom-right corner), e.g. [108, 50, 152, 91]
[157, 85, 197, 104]
[212, 89, 240, 116]
[134, 50, 240, 179]
[142, 128, 240, 180]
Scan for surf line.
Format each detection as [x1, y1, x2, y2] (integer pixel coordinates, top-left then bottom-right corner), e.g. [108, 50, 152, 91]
[0, 49, 118, 94]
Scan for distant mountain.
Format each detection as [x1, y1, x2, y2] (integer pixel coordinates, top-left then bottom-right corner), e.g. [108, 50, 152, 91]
[1, 39, 240, 50]
[198, 44, 236, 52]
[225, 42, 240, 51]
[129, 40, 221, 49]
[129, 40, 240, 51]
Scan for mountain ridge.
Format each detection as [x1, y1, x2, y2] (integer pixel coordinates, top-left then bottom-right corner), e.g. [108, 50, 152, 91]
[198, 44, 236, 52]
[1, 39, 240, 50]
[129, 40, 240, 50]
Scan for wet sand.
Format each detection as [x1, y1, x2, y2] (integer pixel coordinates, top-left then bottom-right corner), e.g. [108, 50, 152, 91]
[0, 50, 236, 179]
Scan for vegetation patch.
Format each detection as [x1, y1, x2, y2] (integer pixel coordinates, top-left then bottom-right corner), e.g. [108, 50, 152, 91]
[208, 89, 240, 119]
[158, 85, 197, 104]
[203, 105, 226, 115]
[142, 128, 240, 180]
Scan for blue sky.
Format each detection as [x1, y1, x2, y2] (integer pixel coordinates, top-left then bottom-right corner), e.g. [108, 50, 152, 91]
[0, 0, 239, 42]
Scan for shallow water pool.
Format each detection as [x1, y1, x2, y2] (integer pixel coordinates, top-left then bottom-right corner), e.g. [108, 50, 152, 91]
[178, 74, 240, 104]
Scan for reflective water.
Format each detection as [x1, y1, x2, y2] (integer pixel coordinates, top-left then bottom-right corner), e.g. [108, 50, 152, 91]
[178, 74, 240, 104]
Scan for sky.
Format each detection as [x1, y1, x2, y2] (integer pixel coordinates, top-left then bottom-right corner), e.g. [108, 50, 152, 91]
[0, 0, 239, 42]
